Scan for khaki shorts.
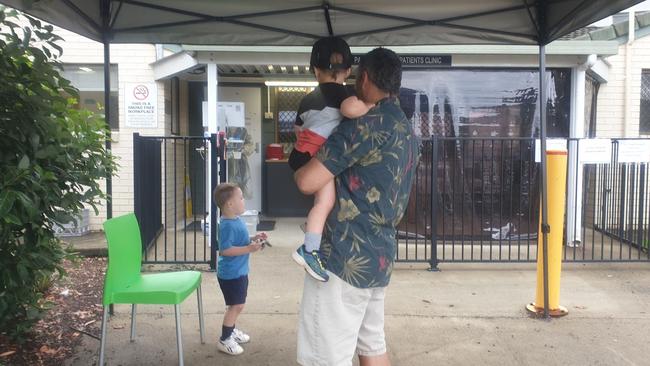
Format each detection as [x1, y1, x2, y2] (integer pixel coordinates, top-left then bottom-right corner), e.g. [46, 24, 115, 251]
[297, 271, 387, 366]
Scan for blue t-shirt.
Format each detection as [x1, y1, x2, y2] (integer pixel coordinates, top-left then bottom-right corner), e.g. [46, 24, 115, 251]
[217, 217, 250, 279]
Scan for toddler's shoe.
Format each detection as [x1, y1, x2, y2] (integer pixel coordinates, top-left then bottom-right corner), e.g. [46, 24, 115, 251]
[292, 245, 329, 282]
[232, 328, 250, 344]
[217, 335, 244, 355]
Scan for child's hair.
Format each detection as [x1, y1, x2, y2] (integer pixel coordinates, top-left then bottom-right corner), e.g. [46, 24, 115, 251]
[214, 183, 239, 210]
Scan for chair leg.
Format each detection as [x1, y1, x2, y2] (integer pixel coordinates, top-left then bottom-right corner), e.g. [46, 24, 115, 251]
[98, 306, 109, 366]
[174, 304, 184, 366]
[130, 304, 137, 342]
[197, 285, 205, 344]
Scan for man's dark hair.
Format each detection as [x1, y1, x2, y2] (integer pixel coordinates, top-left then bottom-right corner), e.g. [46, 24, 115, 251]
[358, 48, 402, 95]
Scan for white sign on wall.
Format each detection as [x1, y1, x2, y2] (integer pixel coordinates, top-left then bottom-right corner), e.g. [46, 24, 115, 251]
[535, 139, 567, 162]
[618, 140, 650, 163]
[217, 102, 245, 128]
[125, 83, 158, 128]
[578, 139, 612, 164]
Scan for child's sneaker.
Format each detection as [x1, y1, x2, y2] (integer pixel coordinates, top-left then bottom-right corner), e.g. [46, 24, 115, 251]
[232, 328, 250, 344]
[292, 245, 329, 282]
[217, 335, 244, 355]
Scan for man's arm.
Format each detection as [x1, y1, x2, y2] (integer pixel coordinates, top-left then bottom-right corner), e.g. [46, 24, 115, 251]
[294, 158, 334, 195]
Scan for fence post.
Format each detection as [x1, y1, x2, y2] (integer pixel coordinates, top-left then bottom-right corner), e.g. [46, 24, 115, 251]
[638, 164, 646, 251]
[218, 132, 227, 183]
[210, 134, 218, 270]
[133, 133, 143, 251]
[429, 137, 440, 271]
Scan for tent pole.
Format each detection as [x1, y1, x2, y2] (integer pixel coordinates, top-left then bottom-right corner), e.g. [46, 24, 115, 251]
[539, 44, 550, 319]
[101, 0, 114, 318]
[103, 38, 112, 220]
[101, 0, 113, 220]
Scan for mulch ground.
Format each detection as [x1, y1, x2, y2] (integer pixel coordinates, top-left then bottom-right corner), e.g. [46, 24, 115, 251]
[0, 257, 106, 366]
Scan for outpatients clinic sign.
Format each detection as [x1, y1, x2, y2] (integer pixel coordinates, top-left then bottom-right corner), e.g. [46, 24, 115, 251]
[352, 54, 451, 67]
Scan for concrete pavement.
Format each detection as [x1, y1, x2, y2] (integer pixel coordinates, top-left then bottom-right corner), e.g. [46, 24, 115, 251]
[66, 218, 650, 366]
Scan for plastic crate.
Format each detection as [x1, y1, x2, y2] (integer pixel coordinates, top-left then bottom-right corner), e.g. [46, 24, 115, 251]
[53, 209, 90, 237]
[240, 210, 259, 235]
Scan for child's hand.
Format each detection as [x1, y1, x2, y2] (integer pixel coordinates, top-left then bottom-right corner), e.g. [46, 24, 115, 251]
[248, 240, 263, 253]
[253, 232, 268, 242]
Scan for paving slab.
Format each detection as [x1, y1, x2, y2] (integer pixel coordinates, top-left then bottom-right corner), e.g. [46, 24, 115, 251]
[65, 218, 650, 366]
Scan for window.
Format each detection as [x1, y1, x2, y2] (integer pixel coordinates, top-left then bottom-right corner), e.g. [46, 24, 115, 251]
[60, 64, 119, 130]
[641, 70, 650, 135]
[401, 68, 572, 138]
[273, 86, 313, 143]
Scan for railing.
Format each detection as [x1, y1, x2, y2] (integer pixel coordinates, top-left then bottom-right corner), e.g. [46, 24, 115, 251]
[396, 137, 650, 266]
[134, 133, 221, 267]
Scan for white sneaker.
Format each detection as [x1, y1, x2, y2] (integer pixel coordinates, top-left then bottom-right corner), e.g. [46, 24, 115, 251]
[217, 336, 244, 355]
[232, 328, 250, 344]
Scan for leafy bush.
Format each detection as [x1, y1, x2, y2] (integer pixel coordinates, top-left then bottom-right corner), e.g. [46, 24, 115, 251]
[0, 7, 116, 341]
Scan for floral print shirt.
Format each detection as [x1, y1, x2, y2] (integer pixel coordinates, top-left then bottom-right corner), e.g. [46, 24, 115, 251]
[316, 96, 420, 288]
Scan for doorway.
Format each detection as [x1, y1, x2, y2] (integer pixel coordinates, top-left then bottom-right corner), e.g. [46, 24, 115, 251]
[219, 86, 263, 212]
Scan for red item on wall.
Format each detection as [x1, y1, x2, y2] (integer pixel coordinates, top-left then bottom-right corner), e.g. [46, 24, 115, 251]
[266, 143, 284, 160]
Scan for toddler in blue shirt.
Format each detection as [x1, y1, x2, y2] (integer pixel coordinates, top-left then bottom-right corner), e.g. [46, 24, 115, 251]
[213, 183, 267, 356]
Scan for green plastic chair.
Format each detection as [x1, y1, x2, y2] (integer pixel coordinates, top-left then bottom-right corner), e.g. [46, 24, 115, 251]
[99, 213, 205, 366]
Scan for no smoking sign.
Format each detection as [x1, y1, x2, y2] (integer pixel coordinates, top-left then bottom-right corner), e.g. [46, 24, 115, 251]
[133, 85, 149, 100]
[125, 83, 157, 128]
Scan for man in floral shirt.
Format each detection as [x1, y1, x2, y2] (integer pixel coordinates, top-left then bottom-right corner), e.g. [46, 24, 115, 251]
[295, 48, 420, 366]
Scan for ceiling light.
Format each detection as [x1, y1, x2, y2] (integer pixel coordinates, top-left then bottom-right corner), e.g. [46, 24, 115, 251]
[79, 66, 93, 72]
[264, 81, 318, 87]
[267, 65, 274, 71]
[293, 66, 299, 72]
[280, 66, 287, 72]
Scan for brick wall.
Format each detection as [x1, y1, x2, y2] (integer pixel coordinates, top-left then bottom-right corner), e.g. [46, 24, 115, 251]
[596, 35, 650, 138]
[53, 27, 171, 231]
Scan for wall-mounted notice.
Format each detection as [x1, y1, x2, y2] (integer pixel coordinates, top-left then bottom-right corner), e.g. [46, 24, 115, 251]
[217, 102, 245, 128]
[535, 139, 567, 162]
[617, 140, 650, 163]
[578, 139, 612, 164]
[125, 83, 158, 128]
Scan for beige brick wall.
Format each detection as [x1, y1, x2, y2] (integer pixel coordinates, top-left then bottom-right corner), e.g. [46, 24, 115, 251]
[54, 27, 170, 230]
[596, 35, 650, 138]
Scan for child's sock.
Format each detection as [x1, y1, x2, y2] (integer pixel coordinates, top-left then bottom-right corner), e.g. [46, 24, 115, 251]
[221, 325, 235, 341]
[304, 232, 322, 252]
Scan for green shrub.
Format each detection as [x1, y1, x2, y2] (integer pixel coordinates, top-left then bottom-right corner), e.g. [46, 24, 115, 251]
[0, 7, 116, 341]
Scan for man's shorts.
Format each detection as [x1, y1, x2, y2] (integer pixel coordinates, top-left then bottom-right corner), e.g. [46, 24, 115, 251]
[289, 148, 313, 172]
[297, 272, 387, 366]
[217, 275, 248, 306]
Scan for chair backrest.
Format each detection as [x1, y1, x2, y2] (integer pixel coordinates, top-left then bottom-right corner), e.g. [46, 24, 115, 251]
[102, 213, 143, 305]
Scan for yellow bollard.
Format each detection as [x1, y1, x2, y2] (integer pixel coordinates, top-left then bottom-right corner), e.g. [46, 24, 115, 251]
[526, 150, 568, 317]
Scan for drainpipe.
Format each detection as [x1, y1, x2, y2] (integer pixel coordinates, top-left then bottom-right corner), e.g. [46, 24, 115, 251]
[624, 10, 635, 137]
[155, 44, 164, 61]
[566, 54, 597, 246]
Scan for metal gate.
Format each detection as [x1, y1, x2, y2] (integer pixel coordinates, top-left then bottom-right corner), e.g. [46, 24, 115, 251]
[133, 133, 221, 267]
[397, 137, 650, 267]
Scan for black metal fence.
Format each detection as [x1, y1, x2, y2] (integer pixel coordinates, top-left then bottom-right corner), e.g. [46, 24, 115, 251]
[396, 137, 650, 267]
[566, 139, 650, 262]
[133, 133, 220, 267]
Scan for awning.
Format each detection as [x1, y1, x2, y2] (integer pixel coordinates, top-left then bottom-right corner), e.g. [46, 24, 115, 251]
[2, 0, 643, 318]
[0, 1, 643, 46]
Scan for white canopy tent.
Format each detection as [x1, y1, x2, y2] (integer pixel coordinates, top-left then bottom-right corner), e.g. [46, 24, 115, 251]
[0, 0, 642, 46]
[2, 0, 644, 322]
